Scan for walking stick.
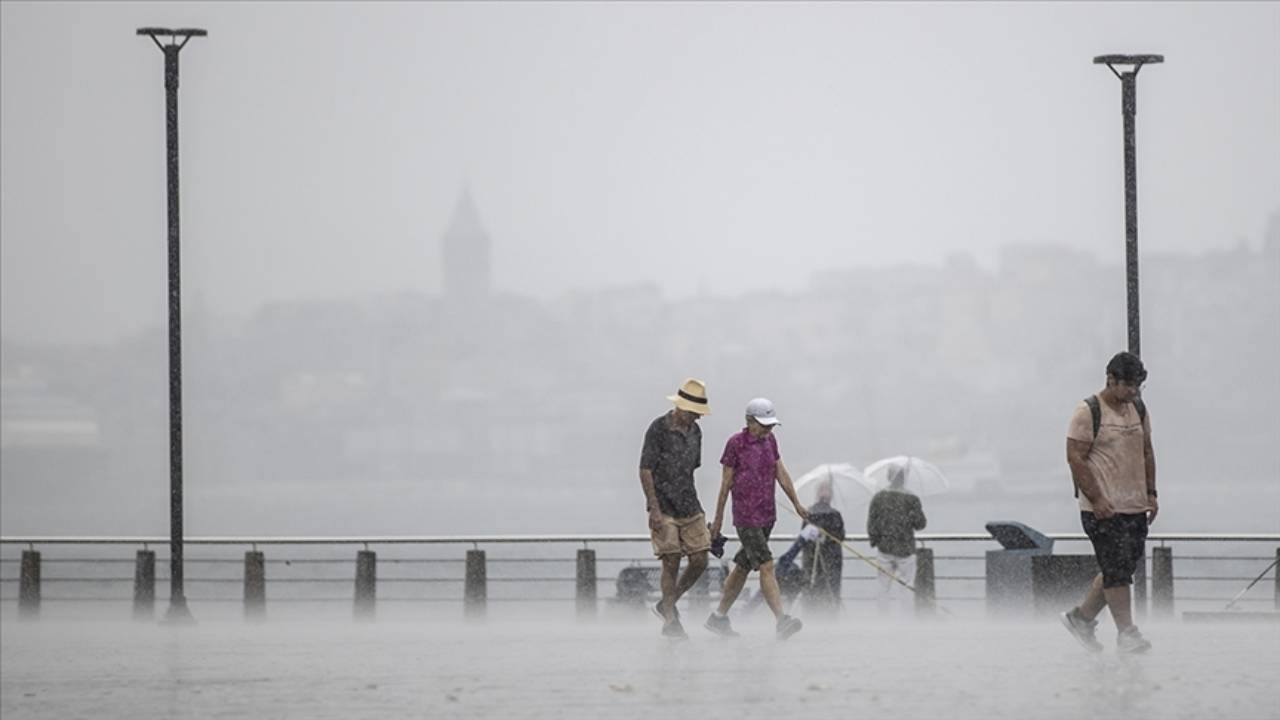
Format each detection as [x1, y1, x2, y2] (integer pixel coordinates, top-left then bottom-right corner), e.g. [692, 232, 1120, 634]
[779, 504, 952, 615]
[1223, 557, 1279, 611]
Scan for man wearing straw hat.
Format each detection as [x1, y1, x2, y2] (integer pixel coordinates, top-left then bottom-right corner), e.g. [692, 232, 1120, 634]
[639, 378, 713, 638]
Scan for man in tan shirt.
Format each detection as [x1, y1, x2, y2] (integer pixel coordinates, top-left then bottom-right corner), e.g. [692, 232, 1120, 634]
[1060, 351, 1157, 654]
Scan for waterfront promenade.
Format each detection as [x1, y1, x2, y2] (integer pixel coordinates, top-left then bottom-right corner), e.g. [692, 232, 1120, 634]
[3, 609, 1278, 720]
[3, 532, 1278, 719]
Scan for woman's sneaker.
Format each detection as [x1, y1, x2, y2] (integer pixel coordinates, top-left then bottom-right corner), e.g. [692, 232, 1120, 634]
[661, 617, 688, 639]
[1116, 626, 1152, 654]
[704, 612, 739, 637]
[776, 615, 803, 640]
[1059, 608, 1103, 652]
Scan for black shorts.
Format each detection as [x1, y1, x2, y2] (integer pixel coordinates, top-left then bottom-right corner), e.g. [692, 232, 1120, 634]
[1081, 512, 1148, 589]
[734, 525, 774, 571]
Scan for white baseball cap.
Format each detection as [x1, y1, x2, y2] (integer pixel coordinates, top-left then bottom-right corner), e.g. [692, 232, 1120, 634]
[745, 397, 781, 426]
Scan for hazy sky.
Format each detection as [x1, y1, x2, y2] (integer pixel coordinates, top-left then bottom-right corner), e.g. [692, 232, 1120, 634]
[2, 1, 1277, 344]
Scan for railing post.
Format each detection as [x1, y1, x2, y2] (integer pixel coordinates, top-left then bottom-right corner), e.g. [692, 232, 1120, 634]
[1151, 545, 1173, 617]
[465, 549, 487, 620]
[575, 548, 597, 618]
[1133, 549, 1148, 620]
[134, 550, 156, 620]
[354, 550, 376, 619]
[1274, 547, 1279, 611]
[19, 550, 41, 618]
[914, 547, 936, 616]
[244, 550, 266, 620]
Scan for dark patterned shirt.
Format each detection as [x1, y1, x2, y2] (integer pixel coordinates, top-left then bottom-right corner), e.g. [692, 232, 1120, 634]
[866, 490, 927, 557]
[639, 413, 703, 518]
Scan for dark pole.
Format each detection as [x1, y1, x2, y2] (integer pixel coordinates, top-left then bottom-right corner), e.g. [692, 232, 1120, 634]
[138, 27, 206, 623]
[1094, 54, 1163, 357]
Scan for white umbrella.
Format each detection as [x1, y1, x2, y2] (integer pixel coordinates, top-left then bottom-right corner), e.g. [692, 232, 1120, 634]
[860, 456, 950, 497]
[788, 463, 866, 510]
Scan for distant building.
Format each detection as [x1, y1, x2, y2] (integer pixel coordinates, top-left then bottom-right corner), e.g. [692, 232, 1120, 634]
[441, 186, 493, 304]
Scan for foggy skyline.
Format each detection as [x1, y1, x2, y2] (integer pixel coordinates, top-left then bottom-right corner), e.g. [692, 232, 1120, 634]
[2, 1, 1278, 345]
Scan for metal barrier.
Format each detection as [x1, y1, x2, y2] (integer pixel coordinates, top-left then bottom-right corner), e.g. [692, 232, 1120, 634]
[2, 534, 1277, 619]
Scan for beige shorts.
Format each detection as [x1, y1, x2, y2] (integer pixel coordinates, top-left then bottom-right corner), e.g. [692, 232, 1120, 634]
[651, 512, 711, 557]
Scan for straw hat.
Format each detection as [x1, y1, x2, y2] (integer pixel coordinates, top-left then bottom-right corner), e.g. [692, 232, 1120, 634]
[667, 378, 711, 415]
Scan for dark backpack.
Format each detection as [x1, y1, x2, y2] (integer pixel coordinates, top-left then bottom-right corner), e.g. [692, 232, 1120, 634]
[1074, 395, 1148, 497]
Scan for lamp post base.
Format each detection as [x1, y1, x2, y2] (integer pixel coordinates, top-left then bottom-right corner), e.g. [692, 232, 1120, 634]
[161, 598, 196, 625]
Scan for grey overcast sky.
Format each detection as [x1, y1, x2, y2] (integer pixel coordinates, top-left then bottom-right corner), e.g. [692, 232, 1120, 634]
[2, 1, 1277, 344]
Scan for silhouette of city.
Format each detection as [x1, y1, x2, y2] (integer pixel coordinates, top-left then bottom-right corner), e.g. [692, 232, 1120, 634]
[2, 194, 1277, 534]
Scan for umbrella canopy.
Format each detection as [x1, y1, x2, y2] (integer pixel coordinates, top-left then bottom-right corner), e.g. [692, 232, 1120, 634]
[860, 456, 950, 497]
[788, 463, 866, 510]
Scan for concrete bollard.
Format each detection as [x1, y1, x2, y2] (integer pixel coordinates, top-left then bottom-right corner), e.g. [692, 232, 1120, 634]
[133, 550, 156, 620]
[1152, 546, 1174, 617]
[354, 550, 376, 619]
[914, 547, 936, 616]
[19, 550, 40, 619]
[244, 551, 266, 620]
[1133, 550, 1148, 620]
[575, 549, 597, 618]
[465, 549, 487, 620]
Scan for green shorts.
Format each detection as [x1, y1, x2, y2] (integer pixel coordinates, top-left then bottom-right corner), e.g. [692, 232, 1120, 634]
[734, 525, 774, 571]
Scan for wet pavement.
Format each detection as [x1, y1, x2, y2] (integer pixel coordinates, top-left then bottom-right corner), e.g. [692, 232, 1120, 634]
[2, 606, 1277, 719]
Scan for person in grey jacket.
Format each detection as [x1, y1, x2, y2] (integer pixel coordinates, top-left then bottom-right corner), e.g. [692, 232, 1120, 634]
[866, 466, 926, 615]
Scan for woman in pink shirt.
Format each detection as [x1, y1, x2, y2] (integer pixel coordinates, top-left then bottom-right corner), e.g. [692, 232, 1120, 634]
[706, 398, 809, 640]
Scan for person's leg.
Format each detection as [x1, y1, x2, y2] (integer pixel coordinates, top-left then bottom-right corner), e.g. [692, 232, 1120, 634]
[1077, 511, 1119, 622]
[758, 561, 785, 619]
[659, 554, 681, 620]
[673, 550, 708, 600]
[1078, 573, 1107, 620]
[1103, 585, 1134, 631]
[898, 553, 917, 616]
[1104, 514, 1147, 631]
[876, 553, 895, 615]
[716, 564, 749, 615]
[650, 514, 682, 621]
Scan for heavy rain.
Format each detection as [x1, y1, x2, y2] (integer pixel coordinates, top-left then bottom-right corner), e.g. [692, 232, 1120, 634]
[1, 2, 1277, 719]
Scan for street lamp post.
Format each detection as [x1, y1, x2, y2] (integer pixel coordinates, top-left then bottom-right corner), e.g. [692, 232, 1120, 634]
[137, 27, 207, 623]
[1093, 54, 1163, 358]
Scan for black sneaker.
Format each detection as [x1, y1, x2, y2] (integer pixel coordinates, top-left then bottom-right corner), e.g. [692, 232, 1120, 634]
[661, 617, 688, 639]
[776, 614, 803, 640]
[1059, 608, 1103, 653]
[704, 613, 739, 637]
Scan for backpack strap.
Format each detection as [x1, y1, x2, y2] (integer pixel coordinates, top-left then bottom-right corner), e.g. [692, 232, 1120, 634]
[1084, 395, 1102, 439]
[1134, 397, 1147, 427]
[1076, 395, 1102, 499]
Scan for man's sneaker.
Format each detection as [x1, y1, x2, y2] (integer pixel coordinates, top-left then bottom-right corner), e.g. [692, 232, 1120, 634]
[1116, 626, 1152, 654]
[704, 613, 739, 637]
[661, 617, 688, 639]
[1059, 608, 1103, 653]
[652, 599, 680, 622]
[776, 615, 803, 641]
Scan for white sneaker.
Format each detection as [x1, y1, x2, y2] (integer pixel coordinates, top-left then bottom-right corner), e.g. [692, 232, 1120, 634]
[1059, 608, 1103, 653]
[1116, 626, 1152, 654]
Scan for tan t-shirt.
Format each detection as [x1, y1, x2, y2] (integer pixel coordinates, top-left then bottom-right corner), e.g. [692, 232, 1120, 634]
[1066, 397, 1152, 514]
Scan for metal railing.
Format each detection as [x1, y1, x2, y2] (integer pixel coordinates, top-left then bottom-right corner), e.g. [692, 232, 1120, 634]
[3, 533, 1277, 619]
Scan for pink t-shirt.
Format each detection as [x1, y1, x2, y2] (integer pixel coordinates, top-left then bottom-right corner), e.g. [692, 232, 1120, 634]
[720, 429, 781, 528]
